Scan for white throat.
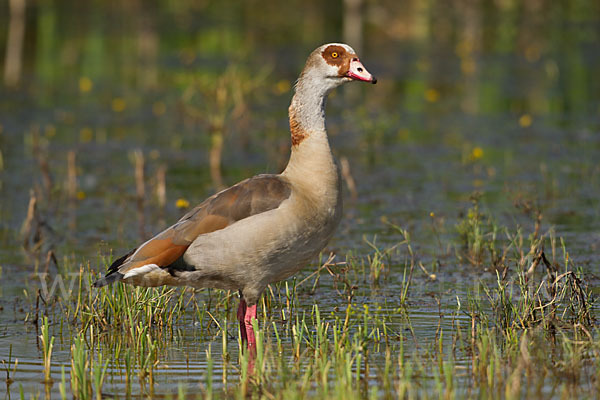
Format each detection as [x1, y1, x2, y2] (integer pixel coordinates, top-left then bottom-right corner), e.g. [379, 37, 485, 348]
[290, 71, 337, 134]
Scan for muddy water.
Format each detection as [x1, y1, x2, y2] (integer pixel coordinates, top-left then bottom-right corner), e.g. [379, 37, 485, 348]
[0, 0, 599, 397]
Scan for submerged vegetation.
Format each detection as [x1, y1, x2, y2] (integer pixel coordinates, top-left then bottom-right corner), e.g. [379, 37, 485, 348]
[1, 0, 599, 398]
[4, 191, 599, 398]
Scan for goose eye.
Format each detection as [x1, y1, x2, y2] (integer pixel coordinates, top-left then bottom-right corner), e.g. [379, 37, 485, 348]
[331, 52, 338, 58]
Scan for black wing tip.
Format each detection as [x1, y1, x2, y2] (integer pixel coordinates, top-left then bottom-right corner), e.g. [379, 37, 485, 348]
[106, 248, 137, 275]
[93, 247, 137, 288]
[93, 272, 124, 288]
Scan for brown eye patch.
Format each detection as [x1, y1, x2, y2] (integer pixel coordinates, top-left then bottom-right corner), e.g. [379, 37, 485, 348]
[322, 45, 348, 68]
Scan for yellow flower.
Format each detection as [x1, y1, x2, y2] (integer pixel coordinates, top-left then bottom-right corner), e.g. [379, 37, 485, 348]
[111, 97, 126, 112]
[471, 146, 484, 160]
[76, 191, 86, 200]
[175, 198, 190, 209]
[80, 127, 93, 143]
[519, 114, 532, 127]
[44, 125, 56, 138]
[430, 212, 435, 218]
[79, 77, 93, 93]
[276, 79, 291, 94]
[424, 88, 440, 103]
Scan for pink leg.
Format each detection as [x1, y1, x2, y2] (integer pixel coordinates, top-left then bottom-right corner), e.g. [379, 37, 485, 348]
[244, 304, 258, 357]
[237, 299, 248, 345]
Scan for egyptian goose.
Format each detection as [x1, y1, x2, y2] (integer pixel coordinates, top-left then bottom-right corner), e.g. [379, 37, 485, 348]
[94, 43, 376, 354]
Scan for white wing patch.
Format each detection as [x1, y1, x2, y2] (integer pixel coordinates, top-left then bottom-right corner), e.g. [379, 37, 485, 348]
[122, 263, 161, 280]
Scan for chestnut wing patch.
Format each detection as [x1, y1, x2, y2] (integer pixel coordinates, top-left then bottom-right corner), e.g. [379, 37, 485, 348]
[96, 175, 292, 284]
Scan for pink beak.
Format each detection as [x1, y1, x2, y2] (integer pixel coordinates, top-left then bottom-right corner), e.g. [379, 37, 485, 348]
[347, 58, 377, 84]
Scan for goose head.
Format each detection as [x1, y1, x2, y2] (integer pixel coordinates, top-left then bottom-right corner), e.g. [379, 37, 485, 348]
[300, 43, 377, 91]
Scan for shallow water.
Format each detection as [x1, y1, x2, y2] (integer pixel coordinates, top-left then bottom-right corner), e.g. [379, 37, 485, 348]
[1, 0, 599, 397]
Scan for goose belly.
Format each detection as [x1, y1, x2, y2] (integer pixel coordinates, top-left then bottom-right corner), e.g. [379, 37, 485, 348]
[179, 199, 341, 291]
